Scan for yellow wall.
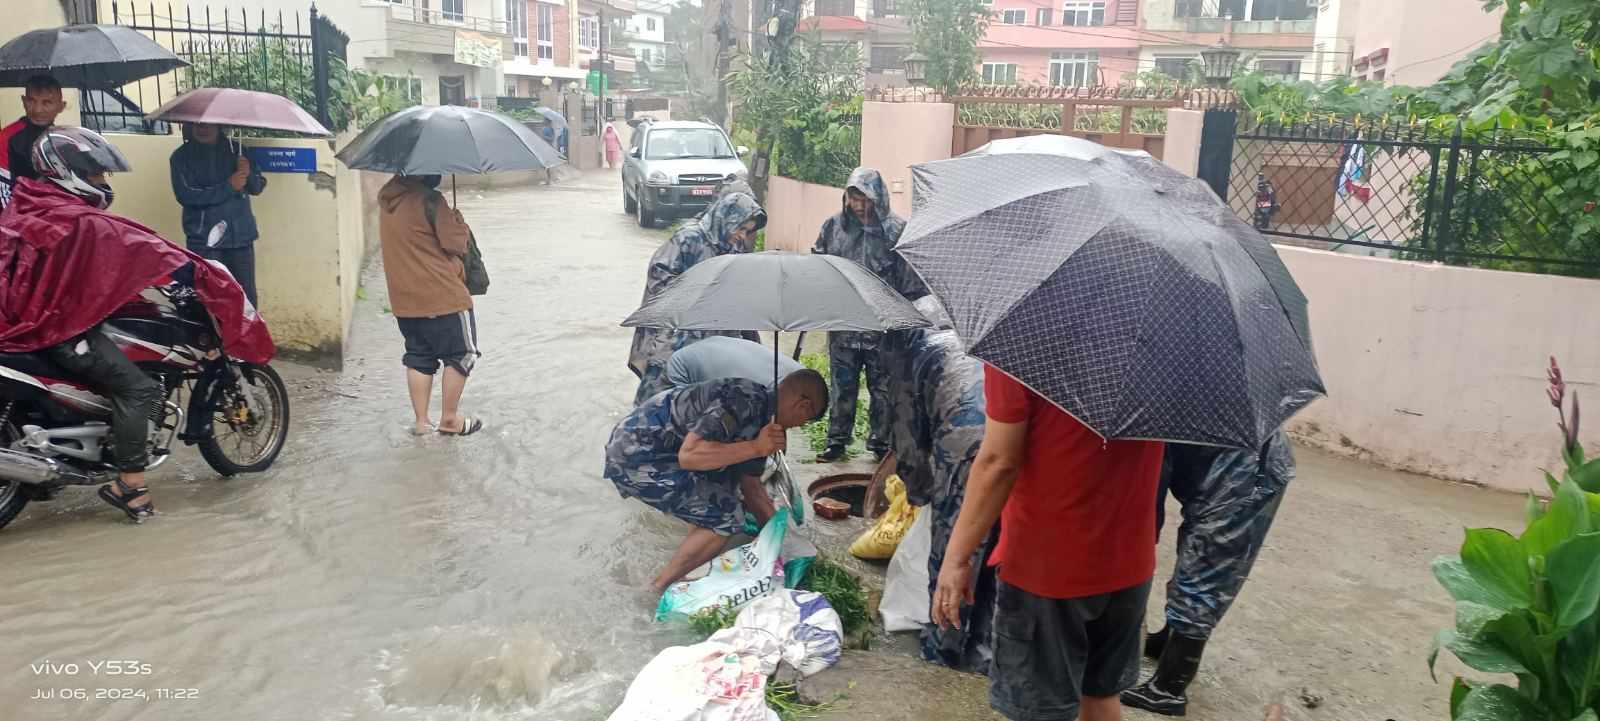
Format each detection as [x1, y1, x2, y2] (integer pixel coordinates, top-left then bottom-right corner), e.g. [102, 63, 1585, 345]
[6, 0, 82, 126]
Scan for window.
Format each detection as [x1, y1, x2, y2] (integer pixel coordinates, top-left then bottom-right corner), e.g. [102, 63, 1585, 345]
[1062, 1, 1104, 25]
[1173, 0, 1203, 16]
[505, 78, 519, 96]
[1000, 9, 1026, 23]
[507, 0, 528, 58]
[1153, 56, 1192, 79]
[580, 14, 599, 49]
[639, 47, 652, 64]
[873, 0, 898, 16]
[1249, 0, 1313, 20]
[644, 128, 736, 160]
[981, 62, 1017, 84]
[536, 3, 554, 60]
[441, 0, 464, 22]
[816, 0, 855, 15]
[1372, 68, 1386, 81]
[1256, 57, 1302, 78]
[869, 45, 907, 70]
[380, 75, 423, 102]
[1036, 8, 1052, 25]
[647, 16, 657, 31]
[1049, 50, 1098, 87]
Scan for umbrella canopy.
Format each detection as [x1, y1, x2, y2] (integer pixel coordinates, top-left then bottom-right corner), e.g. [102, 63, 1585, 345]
[148, 88, 331, 136]
[897, 134, 1324, 449]
[621, 252, 930, 334]
[0, 25, 187, 87]
[533, 106, 567, 129]
[335, 104, 564, 175]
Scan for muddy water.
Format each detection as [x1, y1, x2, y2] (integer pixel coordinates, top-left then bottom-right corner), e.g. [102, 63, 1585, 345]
[0, 172, 704, 721]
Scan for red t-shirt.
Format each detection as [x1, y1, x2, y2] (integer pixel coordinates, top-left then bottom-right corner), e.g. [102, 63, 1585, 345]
[984, 365, 1164, 600]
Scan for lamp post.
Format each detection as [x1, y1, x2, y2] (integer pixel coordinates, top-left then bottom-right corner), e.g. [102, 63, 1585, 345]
[903, 51, 928, 87]
[1200, 40, 1241, 88]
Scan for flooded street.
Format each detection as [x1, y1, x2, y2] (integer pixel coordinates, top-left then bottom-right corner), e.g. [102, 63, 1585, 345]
[1, 170, 697, 721]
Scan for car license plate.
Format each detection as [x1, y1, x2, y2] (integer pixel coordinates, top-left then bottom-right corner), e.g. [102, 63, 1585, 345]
[690, 186, 716, 196]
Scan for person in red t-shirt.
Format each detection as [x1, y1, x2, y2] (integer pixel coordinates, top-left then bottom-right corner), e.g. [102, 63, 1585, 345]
[933, 364, 1164, 721]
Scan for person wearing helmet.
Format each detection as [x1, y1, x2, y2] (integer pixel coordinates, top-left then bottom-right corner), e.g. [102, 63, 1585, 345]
[0, 127, 271, 522]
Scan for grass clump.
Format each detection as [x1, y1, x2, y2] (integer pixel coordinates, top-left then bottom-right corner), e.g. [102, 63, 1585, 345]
[795, 554, 870, 636]
[766, 681, 835, 721]
[686, 601, 740, 637]
[797, 352, 869, 458]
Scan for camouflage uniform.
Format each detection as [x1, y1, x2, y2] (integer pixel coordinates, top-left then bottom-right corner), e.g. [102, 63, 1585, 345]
[603, 378, 772, 536]
[628, 192, 766, 405]
[812, 168, 926, 452]
[1159, 431, 1295, 639]
[881, 297, 995, 673]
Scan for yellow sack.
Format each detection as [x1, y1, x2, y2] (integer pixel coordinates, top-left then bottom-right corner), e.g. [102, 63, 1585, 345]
[849, 475, 919, 560]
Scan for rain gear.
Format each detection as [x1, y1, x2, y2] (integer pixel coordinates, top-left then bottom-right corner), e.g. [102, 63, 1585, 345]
[881, 296, 994, 673]
[0, 177, 273, 362]
[1158, 431, 1295, 640]
[170, 125, 266, 251]
[627, 191, 765, 404]
[812, 168, 925, 452]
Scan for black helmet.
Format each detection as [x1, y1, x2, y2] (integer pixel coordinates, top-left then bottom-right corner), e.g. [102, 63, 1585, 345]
[31, 126, 131, 209]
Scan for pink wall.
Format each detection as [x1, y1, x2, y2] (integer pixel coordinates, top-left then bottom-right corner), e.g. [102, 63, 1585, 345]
[1352, 0, 1502, 86]
[861, 101, 955, 213]
[978, 47, 1140, 87]
[764, 176, 844, 252]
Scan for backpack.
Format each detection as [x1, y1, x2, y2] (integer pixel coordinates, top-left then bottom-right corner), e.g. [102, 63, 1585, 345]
[423, 191, 490, 296]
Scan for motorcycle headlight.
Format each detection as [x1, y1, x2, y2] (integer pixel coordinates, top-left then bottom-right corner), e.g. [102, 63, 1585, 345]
[647, 170, 672, 186]
[727, 170, 748, 182]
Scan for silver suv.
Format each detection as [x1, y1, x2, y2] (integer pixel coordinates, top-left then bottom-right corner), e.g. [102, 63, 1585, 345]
[621, 120, 749, 227]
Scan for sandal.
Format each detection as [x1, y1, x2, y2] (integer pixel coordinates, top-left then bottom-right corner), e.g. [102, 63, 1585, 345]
[438, 416, 484, 437]
[98, 479, 156, 523]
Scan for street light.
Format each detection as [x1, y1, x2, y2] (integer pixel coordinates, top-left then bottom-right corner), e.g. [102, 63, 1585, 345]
[903, 51, 928, 86]
[542, 76, 553, 88]
[1200, 40, 1241, 88]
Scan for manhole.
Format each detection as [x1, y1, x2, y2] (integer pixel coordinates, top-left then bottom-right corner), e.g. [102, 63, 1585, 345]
[808, 473, 872, 518]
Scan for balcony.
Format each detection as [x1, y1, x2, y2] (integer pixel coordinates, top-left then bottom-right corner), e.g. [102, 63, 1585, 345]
[580, 0, 639, 16]
[380, 3, 513, 63]
[1176, 16, 1315, 34]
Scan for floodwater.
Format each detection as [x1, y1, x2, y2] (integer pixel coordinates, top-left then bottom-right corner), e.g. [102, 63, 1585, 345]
[0, 171, 699, 721]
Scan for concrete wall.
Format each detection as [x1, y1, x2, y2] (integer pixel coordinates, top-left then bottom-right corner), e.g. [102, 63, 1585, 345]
[1352, 0, 1502, 86]
[1163, 108, 1203, 177]
[95, 133, 364, 361]
[764, 176, 840, 253]
[860, 100, 954, 214]
[1278, 247, 1600, 493]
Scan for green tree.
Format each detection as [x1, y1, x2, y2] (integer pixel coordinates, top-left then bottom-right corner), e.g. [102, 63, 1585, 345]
[730, 37, 863, 187]
[901, 0, 989, 95]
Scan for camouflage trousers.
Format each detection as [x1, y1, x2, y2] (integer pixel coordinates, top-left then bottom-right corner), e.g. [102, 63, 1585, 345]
[1159, 445, 1289, 640]
[827, 335, 891, 452]
[921, 458, 999, 674]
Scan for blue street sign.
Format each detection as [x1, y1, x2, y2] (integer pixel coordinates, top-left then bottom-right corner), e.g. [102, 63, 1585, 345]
[245, 146, 317, 173]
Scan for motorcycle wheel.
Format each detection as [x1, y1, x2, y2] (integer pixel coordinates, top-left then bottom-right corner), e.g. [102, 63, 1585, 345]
[0, 424, 29, 531]
[199, 364, 291, 477]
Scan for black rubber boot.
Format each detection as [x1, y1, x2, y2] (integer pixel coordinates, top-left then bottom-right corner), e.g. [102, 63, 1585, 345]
[1144, 624, 1171, 660]
[1122, 633, 1206, 717]
[817, 444, 848, 462]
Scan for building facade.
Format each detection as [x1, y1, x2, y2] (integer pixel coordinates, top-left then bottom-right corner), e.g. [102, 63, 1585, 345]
[627, 0, 670, 74]
[796, 0, 913, 86]
[1345, 0, 1501, 86]
[978, 0, 1143, 87]
[1137, 0, 1319, 83]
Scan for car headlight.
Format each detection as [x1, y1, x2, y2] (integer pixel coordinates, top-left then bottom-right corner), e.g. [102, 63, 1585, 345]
[647, 170, 671, 186]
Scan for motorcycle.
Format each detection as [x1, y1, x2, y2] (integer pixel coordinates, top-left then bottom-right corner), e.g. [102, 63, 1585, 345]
[0, 280, 290, 530]
[1253, 172, 1279, 231]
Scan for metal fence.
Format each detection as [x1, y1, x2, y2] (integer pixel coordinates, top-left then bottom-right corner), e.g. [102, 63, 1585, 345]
[1209, 115, 1599, 275]
[87, 2, 347, 134]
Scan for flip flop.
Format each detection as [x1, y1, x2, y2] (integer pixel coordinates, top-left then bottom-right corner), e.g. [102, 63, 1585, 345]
[438, 416, 483, 436]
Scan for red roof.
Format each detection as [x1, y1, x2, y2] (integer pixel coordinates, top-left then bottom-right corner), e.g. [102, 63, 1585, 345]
[797, 15, 868, 33]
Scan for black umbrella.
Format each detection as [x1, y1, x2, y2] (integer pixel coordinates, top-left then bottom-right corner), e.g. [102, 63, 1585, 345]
[335, 104, 565, 175]
[897, 134, 1324, 449]
[0, 25, 187, 87]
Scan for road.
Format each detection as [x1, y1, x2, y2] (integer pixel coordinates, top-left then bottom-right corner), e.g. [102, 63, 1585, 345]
[0, 170, 1524, 721]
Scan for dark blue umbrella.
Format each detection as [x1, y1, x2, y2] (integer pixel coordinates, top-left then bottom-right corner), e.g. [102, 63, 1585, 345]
[897, 135, 1324, 449]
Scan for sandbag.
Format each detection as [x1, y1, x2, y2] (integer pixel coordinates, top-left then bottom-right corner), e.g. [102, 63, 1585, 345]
[658, 509, 790, 622]
[879, 505, 932, 632]
[848, 476, 918, 560]
[732, 590, 843, 677]
[605, 627, 782, 721]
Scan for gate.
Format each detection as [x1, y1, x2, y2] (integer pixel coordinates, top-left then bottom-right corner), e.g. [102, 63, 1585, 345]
[950, 86, 1181, 158]
[1198, 114, 1600, 275]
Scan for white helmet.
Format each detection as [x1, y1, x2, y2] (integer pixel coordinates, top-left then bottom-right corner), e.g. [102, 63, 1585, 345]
[31, 126, 131, 209]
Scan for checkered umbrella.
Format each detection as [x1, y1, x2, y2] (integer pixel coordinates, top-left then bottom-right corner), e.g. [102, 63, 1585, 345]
[896, 135, 1324, 449]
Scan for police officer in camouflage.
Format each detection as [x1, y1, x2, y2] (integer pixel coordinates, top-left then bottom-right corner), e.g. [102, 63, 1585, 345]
[881, 297, 994, 673]
[811, 168, 926, 462]
[628, 192, 766, 406]
[1121, 432, 1296, 717]
[604, 371, 828, 593]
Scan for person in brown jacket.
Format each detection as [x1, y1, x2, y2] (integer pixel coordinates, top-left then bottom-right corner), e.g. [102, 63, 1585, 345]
[378, 174, 483, 436]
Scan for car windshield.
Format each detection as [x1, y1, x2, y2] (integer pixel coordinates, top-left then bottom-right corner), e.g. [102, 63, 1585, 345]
[645, 128, 735, 160]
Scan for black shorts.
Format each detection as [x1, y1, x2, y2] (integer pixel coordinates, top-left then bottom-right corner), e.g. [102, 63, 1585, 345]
[397, 310, 479, 376]
[989, 578, 1152, 721]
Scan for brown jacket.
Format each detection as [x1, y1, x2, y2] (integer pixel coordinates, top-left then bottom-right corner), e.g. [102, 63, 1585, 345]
[378, 176, 472, 318]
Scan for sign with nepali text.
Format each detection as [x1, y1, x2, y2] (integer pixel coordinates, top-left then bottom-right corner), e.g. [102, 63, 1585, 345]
[245, 147, 317, 174]
[454, 30, 502, 68]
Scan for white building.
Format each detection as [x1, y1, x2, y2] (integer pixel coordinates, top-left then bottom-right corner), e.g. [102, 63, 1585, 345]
[627, 0, 670, 72]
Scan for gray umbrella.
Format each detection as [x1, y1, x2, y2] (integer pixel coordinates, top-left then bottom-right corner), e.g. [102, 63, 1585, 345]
[897, 135, 1324, 449]
[335, 104, 564, 175]
[0, 25, 187, 87]
[533, 106, 567, 130]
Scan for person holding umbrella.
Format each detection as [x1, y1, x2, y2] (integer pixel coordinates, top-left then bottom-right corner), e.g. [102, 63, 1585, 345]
[627, 191, 765, 406]
[169, 123, 266, 304]
[0, 75, 67, 208]
[604, 371, 827, 593]
[811, 167, 924, 462]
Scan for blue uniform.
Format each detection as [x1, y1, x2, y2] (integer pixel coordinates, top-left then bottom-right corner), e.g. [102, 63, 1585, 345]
[628, 192, 765, 405]
[604, 378, 772, 536]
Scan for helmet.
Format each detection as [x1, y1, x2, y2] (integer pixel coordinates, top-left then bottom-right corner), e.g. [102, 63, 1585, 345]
[31, 126, 131, 209]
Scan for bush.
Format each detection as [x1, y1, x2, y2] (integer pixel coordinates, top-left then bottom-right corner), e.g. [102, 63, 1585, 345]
[798, 352, 868, 457]
[730, 38, 863, 187]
